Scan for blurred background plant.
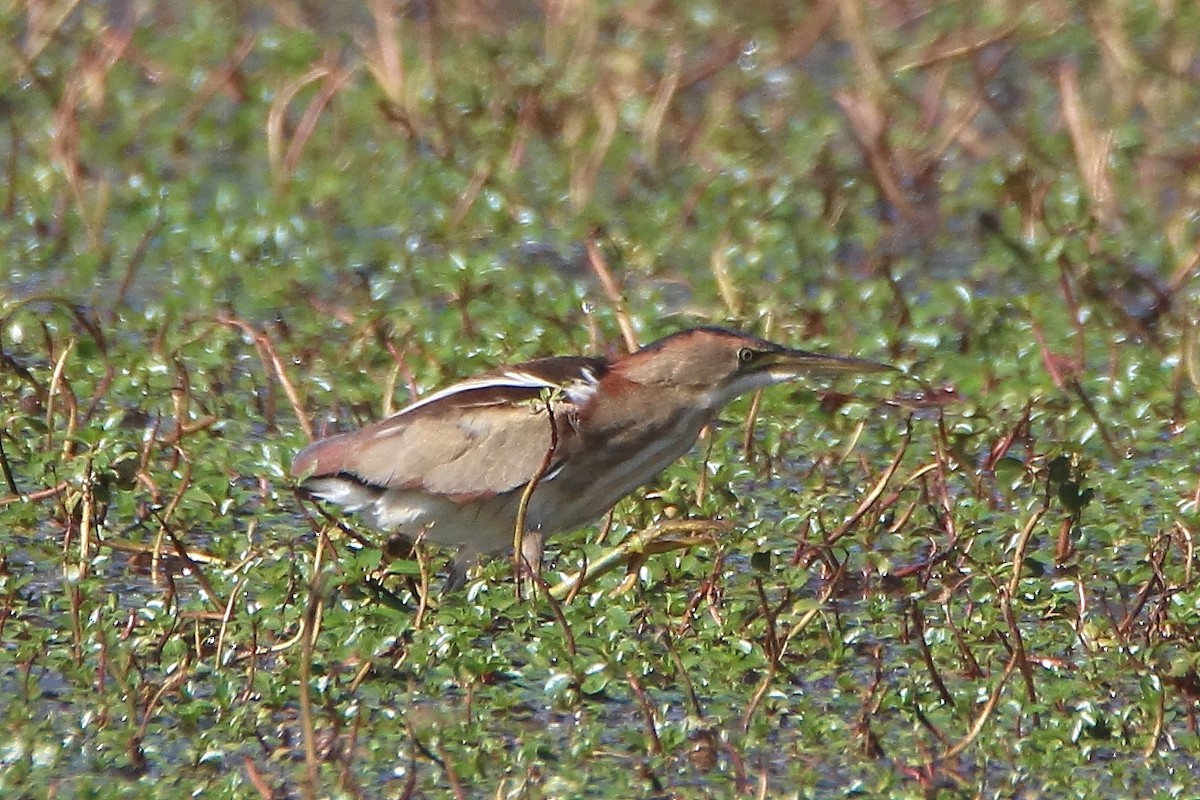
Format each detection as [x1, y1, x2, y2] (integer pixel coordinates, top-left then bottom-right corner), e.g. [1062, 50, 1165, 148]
[2, 1, 1199, 797]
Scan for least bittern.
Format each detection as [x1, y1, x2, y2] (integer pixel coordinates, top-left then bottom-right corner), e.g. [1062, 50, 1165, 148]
[293, 327, 892, 588]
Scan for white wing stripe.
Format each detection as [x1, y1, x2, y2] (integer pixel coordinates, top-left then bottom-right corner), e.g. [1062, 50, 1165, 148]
[392, 371, 563, 418]
[565, 380, 598, 405]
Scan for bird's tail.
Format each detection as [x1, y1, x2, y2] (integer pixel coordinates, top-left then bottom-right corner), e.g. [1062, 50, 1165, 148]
[298, 475, 384, 514]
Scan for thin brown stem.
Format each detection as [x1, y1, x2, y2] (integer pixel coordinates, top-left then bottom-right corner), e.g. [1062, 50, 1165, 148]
[513, 393, 559, 597]
[584, 236, 638, 353]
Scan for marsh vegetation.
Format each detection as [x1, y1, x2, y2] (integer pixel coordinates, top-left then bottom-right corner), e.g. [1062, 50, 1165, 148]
[2, 1, 1200, 797]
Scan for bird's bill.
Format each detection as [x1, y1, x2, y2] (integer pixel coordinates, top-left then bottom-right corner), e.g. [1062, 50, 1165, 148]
[761, 348, 897, 378]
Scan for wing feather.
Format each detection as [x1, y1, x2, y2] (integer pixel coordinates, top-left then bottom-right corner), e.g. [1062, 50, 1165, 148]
[292, 356, 604, 499]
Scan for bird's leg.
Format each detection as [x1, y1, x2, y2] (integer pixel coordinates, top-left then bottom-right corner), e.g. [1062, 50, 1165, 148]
[519, 528, 545, 580]
[444, 552, 471, 592]
[383, 533, 416, 561]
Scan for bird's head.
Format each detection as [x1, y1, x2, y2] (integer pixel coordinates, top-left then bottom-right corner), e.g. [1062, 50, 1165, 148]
[624, 327, 895, 410]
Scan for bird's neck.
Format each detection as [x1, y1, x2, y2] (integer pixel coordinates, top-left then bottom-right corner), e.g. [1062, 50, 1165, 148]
[591, 366, 722, 426]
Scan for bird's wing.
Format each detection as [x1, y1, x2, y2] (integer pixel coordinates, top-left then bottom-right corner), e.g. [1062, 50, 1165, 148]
[293, 357, 605, 500]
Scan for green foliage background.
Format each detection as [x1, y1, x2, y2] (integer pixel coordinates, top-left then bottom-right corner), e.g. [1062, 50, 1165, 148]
[2, 1, 1199, 797]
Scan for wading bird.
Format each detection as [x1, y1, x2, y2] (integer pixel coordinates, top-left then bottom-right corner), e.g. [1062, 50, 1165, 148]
[293, 327, 892, 588]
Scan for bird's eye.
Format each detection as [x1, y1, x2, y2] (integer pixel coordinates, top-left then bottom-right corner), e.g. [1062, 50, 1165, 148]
[737, 347, 757, 364]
